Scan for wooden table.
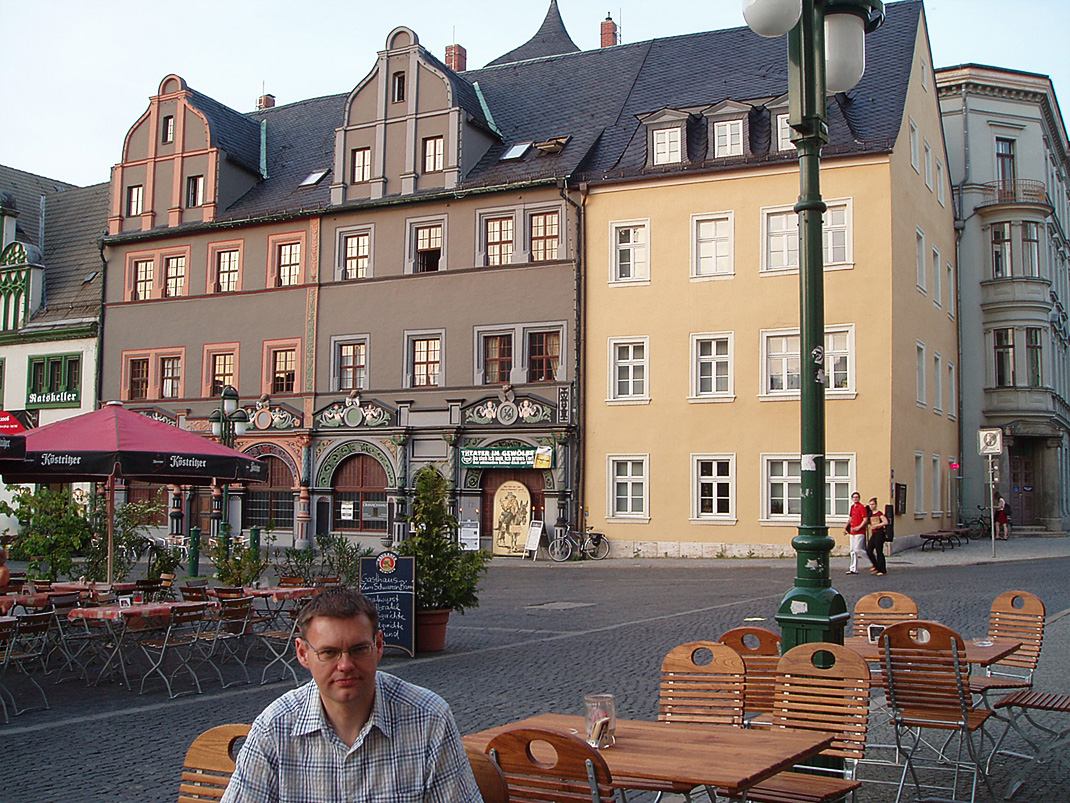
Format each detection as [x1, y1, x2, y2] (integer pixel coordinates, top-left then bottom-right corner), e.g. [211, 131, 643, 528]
[464, 713, 833, 798]
[845, 635, 1020, 666]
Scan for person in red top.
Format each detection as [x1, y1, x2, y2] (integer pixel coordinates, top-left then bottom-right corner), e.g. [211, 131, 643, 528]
[845, 492, 870, 574]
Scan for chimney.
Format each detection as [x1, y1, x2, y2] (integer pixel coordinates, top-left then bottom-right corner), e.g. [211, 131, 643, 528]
[601, 13, 619, 48]
[257, 94, 276, 110]
[446, 43, 467, 72]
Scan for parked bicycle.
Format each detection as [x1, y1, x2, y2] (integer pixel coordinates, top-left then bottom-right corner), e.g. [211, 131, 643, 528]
[548, 522, 611, 562]
[960, 505, 992, 540]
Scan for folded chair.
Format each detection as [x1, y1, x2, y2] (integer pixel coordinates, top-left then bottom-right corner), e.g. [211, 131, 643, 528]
[882, 620, 996, 803]
[138, 602, 208, 698]
[178, 723, 250, 803]
[486, 727, 615, 803]
[0, 612, 53, 717]
[718, 626, 782, 725]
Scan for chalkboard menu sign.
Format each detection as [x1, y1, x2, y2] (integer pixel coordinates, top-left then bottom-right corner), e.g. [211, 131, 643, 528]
[359, 552, 416, 657]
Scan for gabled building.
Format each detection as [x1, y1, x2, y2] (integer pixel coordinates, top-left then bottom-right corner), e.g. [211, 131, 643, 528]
[936, 64, 1070, 531]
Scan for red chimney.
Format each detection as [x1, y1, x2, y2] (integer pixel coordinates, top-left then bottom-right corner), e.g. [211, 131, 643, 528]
[257, 94, 276, 110]
[446, 43, 467, 72]
[601, 14, 618, 48]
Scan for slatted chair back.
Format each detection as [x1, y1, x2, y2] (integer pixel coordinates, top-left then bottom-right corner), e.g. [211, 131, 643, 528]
[467, 745, 510, 803]
[313, 576, 341, 588]
[180, 586, 210, 602]
[852, 591, 918, 638]
[277, 576, 306, 588]
[881, 620, 972, 721]
[178, 723, 250, 803]
[185, 577, 209, 588]
[136, 578, 164, 600]
[658, 641, 745, 726]
[212, 586, 245, 600]
[718, 626, 782, 718]
[487, 727, 614, 803]
[158, 573, 177, 599]
[987, 590, 1044, 673]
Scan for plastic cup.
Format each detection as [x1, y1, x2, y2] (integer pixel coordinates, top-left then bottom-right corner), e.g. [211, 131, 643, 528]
[584, 693, 616, 748]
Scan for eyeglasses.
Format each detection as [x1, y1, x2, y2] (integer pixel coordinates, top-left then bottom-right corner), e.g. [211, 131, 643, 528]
[302, 642, 376, 663]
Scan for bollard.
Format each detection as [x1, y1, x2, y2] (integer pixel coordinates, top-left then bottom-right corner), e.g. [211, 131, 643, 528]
[250, 525, 260, 562]
[188, 526, 201, 577]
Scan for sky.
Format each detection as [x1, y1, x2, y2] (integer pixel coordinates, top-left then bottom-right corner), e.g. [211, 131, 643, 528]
[2, 0, 1068, 188]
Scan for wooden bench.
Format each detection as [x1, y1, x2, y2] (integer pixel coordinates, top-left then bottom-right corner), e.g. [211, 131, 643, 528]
[994, 690, 1070, 799]
[920, 531, 958, 551]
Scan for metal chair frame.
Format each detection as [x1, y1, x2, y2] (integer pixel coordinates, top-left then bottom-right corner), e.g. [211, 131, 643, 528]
[137, 602, 208, 698]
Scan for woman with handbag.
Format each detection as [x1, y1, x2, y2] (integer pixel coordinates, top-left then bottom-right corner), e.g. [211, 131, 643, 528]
[865, 498, 888, 575]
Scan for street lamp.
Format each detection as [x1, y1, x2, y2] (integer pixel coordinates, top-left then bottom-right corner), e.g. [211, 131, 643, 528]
[208, 385, 248, 548]
[743, 0, 884, 651]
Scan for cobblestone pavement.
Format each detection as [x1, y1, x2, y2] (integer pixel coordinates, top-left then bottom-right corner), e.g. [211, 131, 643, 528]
[3, 535, 1068, 803]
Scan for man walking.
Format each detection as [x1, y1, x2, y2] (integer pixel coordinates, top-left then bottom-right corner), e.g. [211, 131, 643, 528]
[845, 492, 870, 574]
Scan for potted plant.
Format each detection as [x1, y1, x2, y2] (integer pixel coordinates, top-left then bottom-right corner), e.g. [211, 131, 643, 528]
[398, 466, 491, 651]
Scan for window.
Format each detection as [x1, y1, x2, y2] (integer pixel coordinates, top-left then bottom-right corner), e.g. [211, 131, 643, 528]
[692, 214, 733, 278]
[924, 140, 933, 189]
[129, 358, 149, 400]
[991, 223, 1011, 278]
[932, 246, 941, 307]
[485, 217, 514, 266]
[482, 334, 512, 384]
[342, 232, 370, 279]
[246, 455, 297, 531]
[762, 454, 853, 520]
[609, 456, 647, 519]
[765, 211, 799, 271]
[271, 349, 296, 394]
[767, 457, 800, 517]
[936, 160, 946, 205]
[691, 334, 733, 400]
[766, 334, 800, 393]
[762, 328, 853, 397]
[946, 261, 955, 318]
[653, 128, 682, 164]
[1026, 328, 1043, 387]
[338, 341, 367, 391]
[776, 113, 793, 151]
[914, 452, 925, 515]
[411, 337, 441, 387]
[277, 242, 301, 286]
[825, 330, 850, 390]
[825, 458, 852, 518]
[527, 330, 560, 382]
[162, 115, 174, 144]
[215, 249, 239, 293]
[391, 72, 405, 103]
[186, 175, 205, 208]
[823, 204, 849, 264]
[762, 201, 851, 272]
[134, 259, 153, 300]
[933, 352, 943, 414]
[414, 224, 442, 272]
[909, 118, 919, 172]
[126, 185, 143, 217]
[611, 222, 648, 282]
[351, 148, 371, 183]
[994, 328, 1015, 387]
[916, 229, 927, 291]
[422, 136, 444, 173]
[916, 341, 926, 405]
[609, 338, 648, 401]
[530, 212, 559, 262]
[27, 354, 80, 407]
[1022, 222, 1040, 277]
[996, 137, 1016, 192]
[210, 353, 235, 396]
[713, 120, 743, 158]
[932, 455, 942, 515]
[163, 255, 185, 298]
[693, 455, 734, 520]
[948, 362, 957, 419]
[161, 356, 181, 399]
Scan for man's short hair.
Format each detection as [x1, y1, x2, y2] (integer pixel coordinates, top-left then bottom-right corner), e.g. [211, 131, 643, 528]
[297, 587, 379, 638]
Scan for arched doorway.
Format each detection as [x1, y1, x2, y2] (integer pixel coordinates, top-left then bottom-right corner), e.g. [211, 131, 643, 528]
[243, 454, 295, 532]
[331, 454, 388, 534]
[481, 469, 545, 555]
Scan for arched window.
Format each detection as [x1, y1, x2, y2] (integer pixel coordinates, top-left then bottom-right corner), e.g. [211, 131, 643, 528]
[244, 455, 295, 530]
[332, 454, 388, 532]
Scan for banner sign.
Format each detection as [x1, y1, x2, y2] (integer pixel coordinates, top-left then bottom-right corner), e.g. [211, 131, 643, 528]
[460, 446, 554, 469]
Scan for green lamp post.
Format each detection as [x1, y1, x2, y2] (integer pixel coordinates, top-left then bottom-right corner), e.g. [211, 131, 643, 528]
[208, 385, 249, 555]
[743, 0, 884, 651]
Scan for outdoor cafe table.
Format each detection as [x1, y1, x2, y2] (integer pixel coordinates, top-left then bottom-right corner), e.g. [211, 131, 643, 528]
[0, 591, 62, 615]
[844, 635, 1021, 666]
[52, 581, 137, 594]
[464, 713, 834, 799]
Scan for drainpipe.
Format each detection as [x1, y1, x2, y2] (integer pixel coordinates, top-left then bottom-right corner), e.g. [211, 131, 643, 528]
[558, 178, 586, 530]
[953, 84, 970, 521]
[96, 236, 108, 407]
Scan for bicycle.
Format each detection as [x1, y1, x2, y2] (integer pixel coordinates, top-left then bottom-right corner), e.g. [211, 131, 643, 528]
[960, 505, 992, 540]
[548, 523, 611, 562]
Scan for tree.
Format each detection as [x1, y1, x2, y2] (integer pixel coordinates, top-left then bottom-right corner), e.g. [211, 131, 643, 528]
[0, 485, 93, 580]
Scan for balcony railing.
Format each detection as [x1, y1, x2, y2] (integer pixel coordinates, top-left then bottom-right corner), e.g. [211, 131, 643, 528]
[978, 179, 1050, 208]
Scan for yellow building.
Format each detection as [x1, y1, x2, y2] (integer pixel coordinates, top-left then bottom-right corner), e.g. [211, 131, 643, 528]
[581, 2, 959, 556]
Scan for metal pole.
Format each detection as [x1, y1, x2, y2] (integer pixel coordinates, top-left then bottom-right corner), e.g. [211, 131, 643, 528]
[990, 455, 997, 558]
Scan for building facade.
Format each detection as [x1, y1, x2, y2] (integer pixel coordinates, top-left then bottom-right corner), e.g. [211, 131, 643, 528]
[936, 65, 1070, 532]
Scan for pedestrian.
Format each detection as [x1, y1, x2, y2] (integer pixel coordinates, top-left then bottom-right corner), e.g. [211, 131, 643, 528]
[845, 491, 870, 574]
[995, 491, 1011, 540]
[221, 587, 482, 803]
[865, 498, 888, 576]
[0, 547, 9, 590]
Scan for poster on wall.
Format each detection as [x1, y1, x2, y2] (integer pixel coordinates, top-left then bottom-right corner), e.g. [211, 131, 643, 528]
[493, 480, 531, 556]
[459, 520, 480, 551]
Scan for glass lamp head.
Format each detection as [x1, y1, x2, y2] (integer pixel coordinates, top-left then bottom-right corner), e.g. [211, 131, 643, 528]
[743, 0, 802, 37]
[221, 385, 239, 415]
[232, 409, 249, 438]
[208, 409, 223, 437]
[825, 9, 867, 92]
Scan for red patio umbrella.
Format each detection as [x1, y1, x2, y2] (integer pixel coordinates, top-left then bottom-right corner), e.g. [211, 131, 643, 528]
[1, 402, 265, 582]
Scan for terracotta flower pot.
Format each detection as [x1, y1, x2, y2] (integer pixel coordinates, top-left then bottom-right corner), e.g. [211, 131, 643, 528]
[415, 608, 451, 652]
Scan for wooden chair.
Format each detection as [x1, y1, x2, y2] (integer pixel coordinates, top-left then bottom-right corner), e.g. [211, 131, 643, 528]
[180, 585, 210, 602]
[158, 573, 177, 600]
[136, 578, 164, 601]
[313, 576, 342, 588]
[852, 591, 918, 638]
[277, 576, 306, 588]
[486, 727, 615, 803]
[882, 620, 995, 803]
[718, 626, 782, 723]
[178, 723, 250, 803]
[722, 642, 871, 802]
[466, 744, 510, 803]
[212, 586, 245, 599]
[658, 641, 745, 725]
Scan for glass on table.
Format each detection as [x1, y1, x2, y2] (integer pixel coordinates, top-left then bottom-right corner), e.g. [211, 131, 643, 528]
[584, 693, 616, 748]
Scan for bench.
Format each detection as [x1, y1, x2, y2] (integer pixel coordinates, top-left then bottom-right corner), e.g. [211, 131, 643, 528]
[919, 531, 957, 551]
[994, 690, 1070, 799]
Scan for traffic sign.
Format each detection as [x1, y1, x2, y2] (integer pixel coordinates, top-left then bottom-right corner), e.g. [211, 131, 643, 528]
[978, 428, 1003, 456]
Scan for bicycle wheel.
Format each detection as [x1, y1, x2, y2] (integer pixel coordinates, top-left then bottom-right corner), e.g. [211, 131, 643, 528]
[548, 537, 572, 562]
[585, 534, 611, 560]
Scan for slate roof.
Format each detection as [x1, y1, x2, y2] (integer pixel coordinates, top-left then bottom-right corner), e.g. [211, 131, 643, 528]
[0, 164, 78, 249]
[486, 0, 580, 67]
[190, 90, 264, 176]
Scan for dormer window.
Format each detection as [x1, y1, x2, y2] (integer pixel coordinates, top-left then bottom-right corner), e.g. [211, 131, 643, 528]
[186, 175, 205, 208]
[714, 120, 744, 158]
[392, 72, 406, 103]
[423, 136, 444, 173]
[352, 148, 371, 183]
[704, 100, 753, 161]
[653, 129, 682, 165]
[776, 114, 794, 152]
[162, 115, 174, 144]
[637, 109, 692, 169]
[126, 185, 143, 217]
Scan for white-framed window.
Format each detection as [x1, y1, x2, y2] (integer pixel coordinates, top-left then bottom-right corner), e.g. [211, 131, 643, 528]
[608, 455, 649, 521]
[691, 454, 736, 522]
[133, 258, 153, 300]
[162, 115, 174, 144]
[391, 71, 406, 103]
[608, 337, 649, 403]
[610, 221, 649, 283]
[163, 255, 186, 298]
[351, 147, 372, 183]
[776, 113, 794, 151]
[277, 242, 301, 286]
[340, 229, 372, 280]
[948, 361, 957, 420]
[761, 453, 854, 522]
[936, 160, 946, 205]
[932, 246, 942, 307]
[406, 330, 444, 388]
[406, 215, 447, 274]
[933, 352, 943, 414]
[932, 455, 942, 516]
[653, 128, 682, 165]
[186, 175, 205, 208]
[916, 228, 927, 292]
[126, 185, 143, 217]
[761, 200, 852, 272]
[690, 332, 734, 401]
[331, 336, 369, 392]
[528, 209, 561, 262]
[924, 140, 933, 189]
[692, 213, 733, 278]
[423, 136, 444, 174]
[909, 118, 919, 172]
[946, 261, 956, 319]
[916, 340, 927, 406]
[914, 452, 925, 515]
[760, 326, 855, 398]
[713, 120, 744, 157]
[485, 217, 515, 266]
[215, 249, 240, 293]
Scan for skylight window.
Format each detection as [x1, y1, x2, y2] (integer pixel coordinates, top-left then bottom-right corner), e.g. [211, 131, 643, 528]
[299, 170, 329, 187]
[500, 143, 531, 160]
